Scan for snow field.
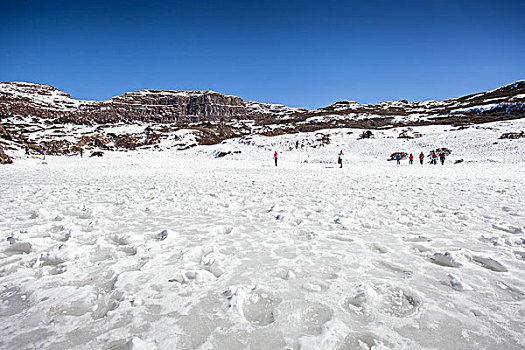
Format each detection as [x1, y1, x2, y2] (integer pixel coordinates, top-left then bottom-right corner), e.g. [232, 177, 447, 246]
[1, 120, 524, 349]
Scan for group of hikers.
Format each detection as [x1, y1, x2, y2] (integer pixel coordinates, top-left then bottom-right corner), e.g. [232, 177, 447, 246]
[272, 149, 447, 167]
[396, 151, 446, 165]
[6, 143, 447, 167]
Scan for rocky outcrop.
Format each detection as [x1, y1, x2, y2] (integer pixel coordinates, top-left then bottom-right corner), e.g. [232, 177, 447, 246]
[0, 83, 301, 124]
[0, 147, 13, 164]
[105, 90, 246, 123]
[302, 80, 525, 128]
[499, 131, 525, 139]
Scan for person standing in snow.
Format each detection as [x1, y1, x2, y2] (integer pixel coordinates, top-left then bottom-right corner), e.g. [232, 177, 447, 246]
[419, 152, 424, 165]
[274, 151, 278, 166]
[432, 151, 438, 165]
[409, 153, 414, 165]
[338, 150, 343, 168]
[439, 152, 446, 165]
[395, 154, 401, 165]
[80, 148, 83, 158]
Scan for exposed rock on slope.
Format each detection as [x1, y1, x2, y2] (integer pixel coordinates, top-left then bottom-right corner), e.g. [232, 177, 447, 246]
[0, 80, 524, 155]
[0, 82, 302, 124]
[1, 80, 524, 127]
[0, 146, 13, 164]
[301, 80, 525, 128]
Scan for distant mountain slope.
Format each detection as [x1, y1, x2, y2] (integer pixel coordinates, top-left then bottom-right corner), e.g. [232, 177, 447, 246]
[0, 82, 305, 124]
[0, 80, 524, 156]
[1, 81, 524, 126]
[301, 80, 525, 127]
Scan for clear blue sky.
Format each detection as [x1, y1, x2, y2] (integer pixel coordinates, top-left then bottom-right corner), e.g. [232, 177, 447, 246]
[1, 0, 524, 109]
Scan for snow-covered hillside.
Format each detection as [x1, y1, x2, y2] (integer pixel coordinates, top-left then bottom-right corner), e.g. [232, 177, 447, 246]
[0, 82, 94, 111]
[1, 80, 524, 141]
[1, 120, 524, 349]
[307, 80, 525, 125]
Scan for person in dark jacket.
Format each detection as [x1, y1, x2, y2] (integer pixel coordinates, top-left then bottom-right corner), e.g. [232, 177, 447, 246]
[419, 152, 424, 165]
[439, 152, 446, 165]
[338, 150, 343, 168]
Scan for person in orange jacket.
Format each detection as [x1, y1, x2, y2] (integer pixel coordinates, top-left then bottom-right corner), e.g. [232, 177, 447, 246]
[409, 153, 414, 165]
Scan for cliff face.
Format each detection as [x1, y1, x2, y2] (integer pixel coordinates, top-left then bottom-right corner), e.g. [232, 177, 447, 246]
[0, 83, 303, 124]
[100, 90, 247, 123]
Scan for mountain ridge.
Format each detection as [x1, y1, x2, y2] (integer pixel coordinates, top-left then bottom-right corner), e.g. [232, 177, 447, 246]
[2, 79, 524, 112]
[0, 80, 524, 156]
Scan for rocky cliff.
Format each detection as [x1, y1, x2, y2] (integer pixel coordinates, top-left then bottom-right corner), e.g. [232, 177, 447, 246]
[0, 82, 304, 124]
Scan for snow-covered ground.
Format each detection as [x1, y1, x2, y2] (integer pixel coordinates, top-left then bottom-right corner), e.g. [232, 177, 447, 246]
[1, 120, 524, 349]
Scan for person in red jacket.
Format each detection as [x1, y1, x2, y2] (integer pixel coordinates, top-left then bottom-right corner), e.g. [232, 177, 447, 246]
[409, 153, 414, 165]
[419, 152, 424, 165]
[338, 150, 343, 168]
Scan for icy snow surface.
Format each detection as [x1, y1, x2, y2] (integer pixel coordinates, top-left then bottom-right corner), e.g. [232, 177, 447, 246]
[1, 120, 525, 349]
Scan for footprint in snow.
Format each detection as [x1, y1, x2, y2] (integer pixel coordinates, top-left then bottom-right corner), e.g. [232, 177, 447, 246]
[429, 252, 461, 268]
[367, 243, 388, 254]
[470, 256, 508, 272]
[411, 244, 433, 254]
[328, 234, 354, 243]
[5, 237, 33, 255]
[340, 332, 390, 350]
[403, 236, 432, 243]
[514, 251, 525, 261]
[302, 281, 329, 292]
[443, 274, 470, 291]
[342, 282, 421, 318]
[478, 235, 502, 246]
[224, 286, 281, 326]
[492, 223, 523, 234]
[374, 259, 413, 277]
[299, 303, 334, 335]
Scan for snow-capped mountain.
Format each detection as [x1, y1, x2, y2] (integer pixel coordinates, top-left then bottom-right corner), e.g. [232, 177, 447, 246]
[2, 80, 523, 126]
[0, 80, 524, 156]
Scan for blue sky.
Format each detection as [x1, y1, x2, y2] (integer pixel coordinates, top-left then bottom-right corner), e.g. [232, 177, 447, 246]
[1, 0, 524, 109]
